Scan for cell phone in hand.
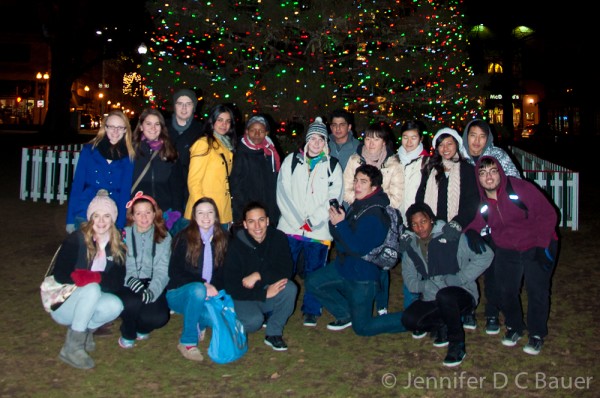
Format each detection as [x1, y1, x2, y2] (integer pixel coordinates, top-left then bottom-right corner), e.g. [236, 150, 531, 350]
[329, 198, 341, 213]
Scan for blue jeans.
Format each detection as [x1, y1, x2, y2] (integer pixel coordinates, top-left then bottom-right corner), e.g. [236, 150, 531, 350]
[374, 269, 389, 311]
[287, 238, 329, 316]
[51, 283, 123, 333]
[306, 263, 406, 336]
[233, 281, 298, 336]
[166, 283, 212, 346]
[403, 283, 419, 309]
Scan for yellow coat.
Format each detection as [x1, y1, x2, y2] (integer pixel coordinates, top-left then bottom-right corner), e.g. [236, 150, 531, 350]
[185, 137, 233, 223]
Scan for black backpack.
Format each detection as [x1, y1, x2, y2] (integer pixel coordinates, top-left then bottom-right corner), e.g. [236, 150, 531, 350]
[355, 204, 403, 270]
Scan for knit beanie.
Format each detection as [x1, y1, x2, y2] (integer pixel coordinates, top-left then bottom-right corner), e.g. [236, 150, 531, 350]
[173, 89, 198, 109]
[87, 189, 118, 222]
[246, 115, 270, 131]
[305, 117, 328, 143]
[432, 127, 469, 158]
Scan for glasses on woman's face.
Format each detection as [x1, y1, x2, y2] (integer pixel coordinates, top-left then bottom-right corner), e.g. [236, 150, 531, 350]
[106, 125, 126, 132]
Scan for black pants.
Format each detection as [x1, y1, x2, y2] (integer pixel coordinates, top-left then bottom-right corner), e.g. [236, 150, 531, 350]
[118, 288, 170, 340]
[483, 256, 501, 318]
[402, 287, 475, 343]
[494, 247, 553, 338]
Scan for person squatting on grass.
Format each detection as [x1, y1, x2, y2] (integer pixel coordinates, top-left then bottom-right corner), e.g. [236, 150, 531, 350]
[117, 192, 171, 349]
[465, 155, 559, 356]
[166, 197, 229, 361]
[51, 190, 126, 369]
[305, 164, 407, 336]
[223, 201, 298, 351]
[400, 202, 493, 367]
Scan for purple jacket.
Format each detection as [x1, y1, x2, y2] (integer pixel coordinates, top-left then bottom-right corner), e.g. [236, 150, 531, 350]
[466, 156, 558, 251]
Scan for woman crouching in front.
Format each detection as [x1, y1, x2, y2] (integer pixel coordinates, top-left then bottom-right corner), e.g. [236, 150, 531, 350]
[51, 190, 126, 369]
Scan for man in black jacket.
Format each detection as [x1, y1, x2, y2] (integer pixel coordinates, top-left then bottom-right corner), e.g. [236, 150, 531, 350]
[223, 201, 297, 351]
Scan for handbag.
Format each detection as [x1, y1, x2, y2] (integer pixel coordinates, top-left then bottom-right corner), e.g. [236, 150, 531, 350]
[205, 290, 248, 364]
[40, 245, 77, 313]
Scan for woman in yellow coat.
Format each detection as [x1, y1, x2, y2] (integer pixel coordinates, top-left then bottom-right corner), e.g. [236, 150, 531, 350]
[185, 105, 236, 228]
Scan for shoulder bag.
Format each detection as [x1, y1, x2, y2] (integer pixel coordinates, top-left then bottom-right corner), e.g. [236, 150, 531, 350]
[40, 245, 78, 313]
[131, 150, 159, 194]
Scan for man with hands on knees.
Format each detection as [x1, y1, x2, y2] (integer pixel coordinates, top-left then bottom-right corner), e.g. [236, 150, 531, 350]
[223, 201, 298, 351]
[465, 155, 559, 355]
[400, 202, 493, 367]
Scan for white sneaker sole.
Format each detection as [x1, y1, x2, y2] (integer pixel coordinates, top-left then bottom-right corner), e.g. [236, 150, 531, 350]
[264, 340, 288, 351]
[486, 328, 501, 335]
[523, 346, 541, 355]
[501, 337, 522, 347]
[443, 353, 466, 367]
[327, 322, 352, 331]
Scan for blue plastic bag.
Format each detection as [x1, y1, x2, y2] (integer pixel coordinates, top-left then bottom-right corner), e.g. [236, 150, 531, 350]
[205, 290, 248, 364]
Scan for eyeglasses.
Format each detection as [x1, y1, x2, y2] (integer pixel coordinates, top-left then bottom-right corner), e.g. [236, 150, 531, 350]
[478, 168, 499, 177]
[105, 125, 126, 132]
[175, 101, 193, 108]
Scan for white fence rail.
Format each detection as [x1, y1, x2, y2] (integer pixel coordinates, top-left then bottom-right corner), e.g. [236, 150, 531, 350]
[19, 144, 579, 231]
[509, 146, 579, 231]
[20, 144, 83, 205]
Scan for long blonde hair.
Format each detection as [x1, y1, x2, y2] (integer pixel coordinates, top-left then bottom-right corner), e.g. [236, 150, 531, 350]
[91, 110, 135, 161]
[80, 220, 127, 266]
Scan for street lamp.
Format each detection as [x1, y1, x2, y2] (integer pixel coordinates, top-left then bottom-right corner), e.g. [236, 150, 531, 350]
[35, 72, 50, 125]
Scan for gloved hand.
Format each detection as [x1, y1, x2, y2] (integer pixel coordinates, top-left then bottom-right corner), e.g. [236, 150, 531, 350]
[398, 232, 412, 252]
[465, 229, 487, 254]
[127, 277, 146, 293]
[442, 220, 462, 241]
[300, 221, 312, 232]
[66, 224, 75, 234]
[444, 274, 462, 287]
[71, 269, 102, 286]
[142, 288, 154, 304]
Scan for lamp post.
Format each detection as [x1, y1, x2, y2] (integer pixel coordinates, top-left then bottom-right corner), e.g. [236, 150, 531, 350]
[35, 72, 50, 125]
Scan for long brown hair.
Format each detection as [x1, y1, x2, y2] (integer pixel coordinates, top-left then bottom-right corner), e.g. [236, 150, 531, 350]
[133, 108, 178, 162]
[80, 220, 127, 265]
[177, 197, 228, 268]
[125, 196, 169, 243]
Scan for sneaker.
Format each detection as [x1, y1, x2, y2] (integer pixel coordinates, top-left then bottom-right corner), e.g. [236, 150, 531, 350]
[485, 316, 501, 335]
[177, 344, 204, 361]
[264, 335, 288, 351]
[303, 314, 317, 327]
[433, 325, 449, 347]
[501, 328, 523, 347]
[523, 335, 544, 355]
[443, 342, 467, 367]
[327, 319, 352, 331]
[462, 313, 477, 330]
[412, 330, 427, 339]
[136, 332, 150, 341]
[377, 308, 388, 316]
[118, 337, 135, 349]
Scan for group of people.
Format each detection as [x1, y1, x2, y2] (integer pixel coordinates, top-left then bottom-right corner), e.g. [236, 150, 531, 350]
[50, 90, 560, 369]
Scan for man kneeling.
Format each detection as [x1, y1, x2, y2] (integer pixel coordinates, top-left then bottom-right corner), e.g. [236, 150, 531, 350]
[306, 164, 406, 336]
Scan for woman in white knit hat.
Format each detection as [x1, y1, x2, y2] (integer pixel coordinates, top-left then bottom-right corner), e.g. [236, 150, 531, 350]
[50, 189, 126, 369]
[276, 116, 344, 327]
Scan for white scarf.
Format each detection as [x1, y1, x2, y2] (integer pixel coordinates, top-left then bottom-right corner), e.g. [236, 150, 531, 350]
[424, 159, 461, 221]
[398, 143, 423, 166]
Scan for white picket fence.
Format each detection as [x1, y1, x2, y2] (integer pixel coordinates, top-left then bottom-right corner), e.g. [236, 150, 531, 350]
[19, 144, 579, 230]
[509, 146, 579, 231]
[20, 144, 84, 205]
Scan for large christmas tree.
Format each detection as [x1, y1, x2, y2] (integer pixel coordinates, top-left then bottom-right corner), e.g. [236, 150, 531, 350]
[142, 0, 485, 136]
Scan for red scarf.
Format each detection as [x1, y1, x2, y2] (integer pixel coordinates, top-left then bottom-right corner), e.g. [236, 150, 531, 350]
[241, 135, 281, 172]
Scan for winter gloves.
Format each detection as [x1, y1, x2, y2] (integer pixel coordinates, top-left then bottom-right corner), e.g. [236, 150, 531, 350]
[126, 277, 146, 293]
[442, 220, 462, 241]
[465, 229, 488, 254]
[142, 289, 155, 304]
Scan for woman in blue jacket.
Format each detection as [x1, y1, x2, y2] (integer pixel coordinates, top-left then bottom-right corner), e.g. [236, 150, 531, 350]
[66, 110, 135, 231]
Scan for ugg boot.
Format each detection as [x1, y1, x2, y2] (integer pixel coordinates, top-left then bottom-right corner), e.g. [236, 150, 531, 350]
[85, 329, 96, 352]
[59, 328, 95, 369]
